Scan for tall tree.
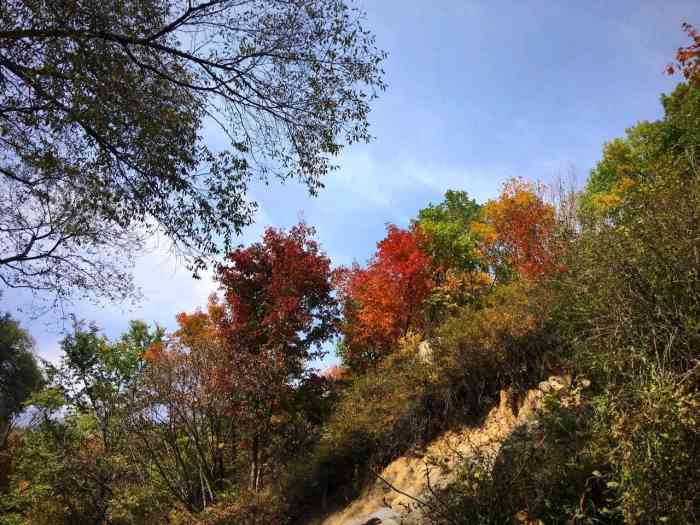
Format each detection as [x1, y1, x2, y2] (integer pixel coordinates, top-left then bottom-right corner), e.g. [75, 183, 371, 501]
[415, 191, 491, 320]
[0, 0, 386, 307]
[127, 303, 235, 512]
[47, 319, 160, 450]
[215, 223, 339, 491]
[415, 190, 483, 274]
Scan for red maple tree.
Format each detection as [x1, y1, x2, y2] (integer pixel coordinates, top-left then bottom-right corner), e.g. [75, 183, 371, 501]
[215, 222, 339, 490]
[338, 224, 434, 370]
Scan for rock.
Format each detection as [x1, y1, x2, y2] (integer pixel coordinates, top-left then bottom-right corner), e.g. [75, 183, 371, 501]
[346, 508, 403, 525]
[417, 341, 433, 364]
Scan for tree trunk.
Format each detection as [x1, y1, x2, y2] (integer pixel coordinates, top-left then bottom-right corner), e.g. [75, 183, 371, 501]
[249, 433, 260, 492]
[321, 475, 328, 511]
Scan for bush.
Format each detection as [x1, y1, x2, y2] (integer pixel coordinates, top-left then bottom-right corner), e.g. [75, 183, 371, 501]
[551, 112, 700, 523]
[422, 381, 612, 525]
[281, 338, 434, 516]
[419, 173, 700, 522]
[430, 280, 557, 419]
[585, 373, 700, 524]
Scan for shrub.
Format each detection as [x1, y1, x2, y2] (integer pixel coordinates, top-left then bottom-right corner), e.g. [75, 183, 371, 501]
[422, 381, 613, 525]
[281, 338, 435, 516]
[585, 373, 700, 524]
[431, 280, 555, 413]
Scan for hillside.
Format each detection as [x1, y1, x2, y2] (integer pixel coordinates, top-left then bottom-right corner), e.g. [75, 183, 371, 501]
[315, 378, 571, 525]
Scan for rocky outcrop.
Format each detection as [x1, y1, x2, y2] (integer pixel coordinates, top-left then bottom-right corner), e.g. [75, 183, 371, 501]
[314, 376, 571, 525]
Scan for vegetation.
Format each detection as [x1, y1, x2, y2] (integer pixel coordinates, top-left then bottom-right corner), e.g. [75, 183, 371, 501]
[0, 314, 42, 493]
[0, 0, 386, 308]
[418, 37, 700, 524]
[2, 11, 700, 525]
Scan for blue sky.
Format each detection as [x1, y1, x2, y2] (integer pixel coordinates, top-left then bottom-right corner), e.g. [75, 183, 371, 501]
[6, 0, 700, 366]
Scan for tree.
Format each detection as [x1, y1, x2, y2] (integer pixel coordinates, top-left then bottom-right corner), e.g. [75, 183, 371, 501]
[414, 191, 493, 321]
[47, 318, 161, 450]
[5, 320, 164, 524]
[0, 0, 386, 306]
[415, 190, 483, 274]
[667, 23, 700, 84]
[579, 80, 700, 225]
[215, 222, 339, 491]
[0, 313, 42, 449]
[477, 178, 557, 280]
[338, 225, 434, 371]
[127, 302, 235, 512]
[0, 312, 42, 496]
[9, 389, 128, 525]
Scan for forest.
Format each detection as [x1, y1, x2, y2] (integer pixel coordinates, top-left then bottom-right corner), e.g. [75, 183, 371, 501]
[2, 2, 700, 524]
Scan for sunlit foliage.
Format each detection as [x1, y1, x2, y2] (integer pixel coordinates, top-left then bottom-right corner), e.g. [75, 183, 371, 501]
[5, 24, 700, 525]
[338, 225, 435, 371]
[477, 178, 557, 280]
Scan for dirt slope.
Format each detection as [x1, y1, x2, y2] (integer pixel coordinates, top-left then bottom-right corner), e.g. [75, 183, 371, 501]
[314, 377, 569, 525]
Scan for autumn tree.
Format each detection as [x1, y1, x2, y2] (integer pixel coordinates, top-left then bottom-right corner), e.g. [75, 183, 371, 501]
[477, 178, 557, 280]
[667, 23, 700, 84]
[0, 0, 386, 307]
[126, 302, 235, 512]
[580, 75, 700, 226]
[338, 225, 434, 371]
[550, 73, 700, 525]
[215, 223, 339, 491]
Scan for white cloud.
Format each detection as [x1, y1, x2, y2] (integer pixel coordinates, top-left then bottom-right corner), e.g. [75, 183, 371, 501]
[401, 158, 501, 201]
[325, 149, 394, 209]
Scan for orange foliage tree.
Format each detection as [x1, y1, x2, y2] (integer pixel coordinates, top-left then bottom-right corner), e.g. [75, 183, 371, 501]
[667, 23, 700, 84]
[139, 224, 340, 499]
[128, 299, 233, 512]
[476, 178, 557, 280]
[338, 225, 435, 371]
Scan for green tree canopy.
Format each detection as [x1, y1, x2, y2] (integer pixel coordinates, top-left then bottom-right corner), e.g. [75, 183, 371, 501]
[580, 81, 700, 222]
[0, 313, 42, 445]
[414, 190, 482, 274]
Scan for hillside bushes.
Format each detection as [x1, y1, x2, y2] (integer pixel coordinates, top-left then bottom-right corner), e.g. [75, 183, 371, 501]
[421, 81, 700, 525]
[281, 278, 557, 519]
